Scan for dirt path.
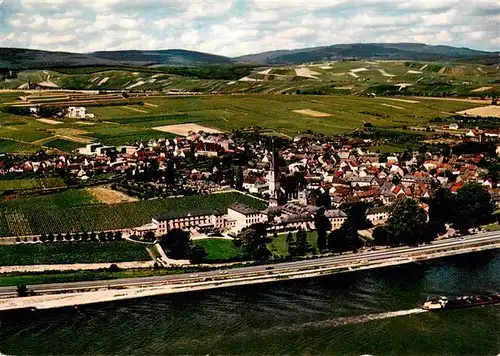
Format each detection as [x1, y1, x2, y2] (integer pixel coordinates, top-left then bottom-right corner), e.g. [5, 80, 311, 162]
[144, 102, 159, 108]
[123, 106, 149, 114]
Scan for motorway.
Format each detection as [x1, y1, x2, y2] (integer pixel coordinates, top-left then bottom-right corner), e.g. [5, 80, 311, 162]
[0, 231, 499, 297]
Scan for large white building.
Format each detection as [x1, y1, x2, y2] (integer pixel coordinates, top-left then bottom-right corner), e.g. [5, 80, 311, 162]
[132, 203, 267, 237]
[227, 203, 268, 232]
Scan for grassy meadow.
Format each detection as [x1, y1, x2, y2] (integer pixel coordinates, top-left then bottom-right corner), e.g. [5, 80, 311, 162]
[193, 239, 243, 261]
[267, 232, 319, 257]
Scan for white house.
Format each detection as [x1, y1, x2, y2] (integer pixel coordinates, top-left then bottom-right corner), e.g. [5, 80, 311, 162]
[366, 206, 390, 226]
[324, 209, 348, 230]
[78, 143, 104, 155]
[67, 107, 87, 118]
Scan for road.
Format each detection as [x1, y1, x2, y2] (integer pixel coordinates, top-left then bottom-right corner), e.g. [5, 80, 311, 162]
[0, 231, 499, 297]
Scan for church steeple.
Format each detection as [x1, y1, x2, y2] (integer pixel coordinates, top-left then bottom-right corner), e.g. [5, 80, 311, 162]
[268, 137, 280, 207]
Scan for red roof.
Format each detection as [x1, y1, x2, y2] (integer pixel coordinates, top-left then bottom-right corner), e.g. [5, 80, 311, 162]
[451, 182, 463, 192]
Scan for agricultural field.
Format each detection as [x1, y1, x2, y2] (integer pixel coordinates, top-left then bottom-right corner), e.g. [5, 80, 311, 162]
[0, 241, 151, 265]
[0, 177, 65, 193]
[0, 190, 267, 237]
[0, 92, 491, 154]
[43, 138, 85, 152]
[1, 60, 498, 96]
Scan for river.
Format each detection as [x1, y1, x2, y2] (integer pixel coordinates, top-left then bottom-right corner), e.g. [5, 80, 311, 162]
[0, 250, 499, 355]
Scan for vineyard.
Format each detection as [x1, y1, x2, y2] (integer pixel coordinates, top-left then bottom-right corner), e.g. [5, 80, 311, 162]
[0, 190, 266, 237]
[0, 177, 66, 193]
[0, 241, 151, 265]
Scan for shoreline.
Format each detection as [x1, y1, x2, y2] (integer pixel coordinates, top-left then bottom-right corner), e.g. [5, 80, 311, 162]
[0, 240, 498, 313]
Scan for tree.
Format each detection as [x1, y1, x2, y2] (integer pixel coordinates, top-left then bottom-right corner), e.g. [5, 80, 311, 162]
[40, 233, 47, 243]
[236, 224, 271, 260]
[159, 229, 192, 259]
[190, 245, 207, 264]
[17, 285, 29, 297]
[64, 233, 72, 241]
[453, 183, 495, 232]
[56, 233, 64, 242]
[295, 228, 311, 255]
[106, 231, 115, 241]
[82, 232, 89, 241]
[372, 226, 391, 246]
[285, 231, 299, 256]
[386, 198, 431, 246]
[429, 188, 455, 223]
[144, 231, 156, 242]
[316, 191, 332, 209]
[314, 211, 331, 252]
[345, 203, 372, 230]
[108, 264, 120, 272]
[253, 244, 272, 260]
[98, 231, 107, 242]
[114, 231, 123, 240]
[233, 166, 244, 190]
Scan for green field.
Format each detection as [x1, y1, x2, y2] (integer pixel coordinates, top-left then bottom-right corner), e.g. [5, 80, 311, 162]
[0, 190, 267, 237]
[0, 91, 488, 153]
[44, 139, 83, 152]
[0, 177, 65, 193]
[193, 239, 243, 261]
[0, 138, 40, 154]
[267, 232, 319, 256]
[0, 241, 151, 265]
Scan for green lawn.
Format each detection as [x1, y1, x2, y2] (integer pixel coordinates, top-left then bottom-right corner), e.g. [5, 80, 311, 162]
[0, 241, 151, 266]
[193, 239, 243, 261]
[483, 224, 500, 232]
[267, 232, 319, 257]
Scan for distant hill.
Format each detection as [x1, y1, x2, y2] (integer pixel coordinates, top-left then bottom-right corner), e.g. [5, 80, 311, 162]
[235, 43, 498, 65]
[0, 48, 233, 70]
[0, 43, 497, 70]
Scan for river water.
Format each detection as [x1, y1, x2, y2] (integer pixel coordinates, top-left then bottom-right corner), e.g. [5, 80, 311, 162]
[1, 250, 499, 355]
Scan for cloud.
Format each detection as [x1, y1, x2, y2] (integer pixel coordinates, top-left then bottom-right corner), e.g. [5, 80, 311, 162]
[0, 0, 498, 56]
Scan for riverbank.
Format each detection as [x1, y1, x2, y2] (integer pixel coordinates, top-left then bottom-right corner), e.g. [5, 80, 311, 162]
[1, 236, 499, 312]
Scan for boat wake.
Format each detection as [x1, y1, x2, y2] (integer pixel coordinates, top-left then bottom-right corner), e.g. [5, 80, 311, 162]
[268, 308, 427, 332]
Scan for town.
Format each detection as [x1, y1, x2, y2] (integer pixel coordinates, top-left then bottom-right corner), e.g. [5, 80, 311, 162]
[1, 110, 499, 263]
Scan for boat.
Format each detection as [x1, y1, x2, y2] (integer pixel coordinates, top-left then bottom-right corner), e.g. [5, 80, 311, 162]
[422, 293, 500, 311]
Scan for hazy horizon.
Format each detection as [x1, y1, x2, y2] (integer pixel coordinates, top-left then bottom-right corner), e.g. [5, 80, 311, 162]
[0, 0, 498, 57]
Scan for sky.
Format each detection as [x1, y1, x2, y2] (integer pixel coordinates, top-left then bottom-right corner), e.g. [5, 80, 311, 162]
[0, 0, 498, 57]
